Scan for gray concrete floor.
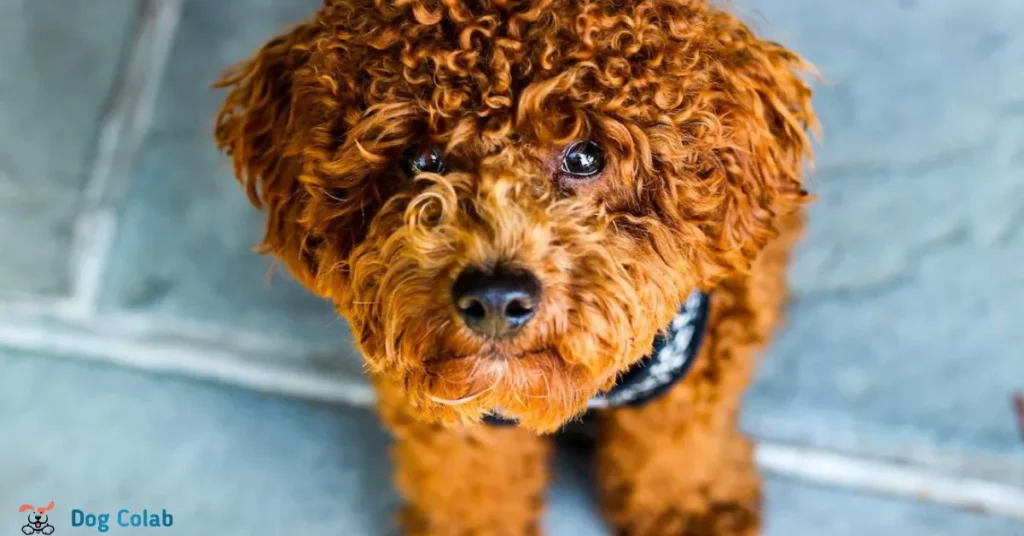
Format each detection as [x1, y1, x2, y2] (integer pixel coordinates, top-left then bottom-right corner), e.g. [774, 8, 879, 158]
[2, 350, 1021, 535]
[0, 0, 1022, 534]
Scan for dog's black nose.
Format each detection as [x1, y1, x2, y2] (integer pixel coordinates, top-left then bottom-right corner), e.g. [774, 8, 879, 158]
[452, 267, 540, 338]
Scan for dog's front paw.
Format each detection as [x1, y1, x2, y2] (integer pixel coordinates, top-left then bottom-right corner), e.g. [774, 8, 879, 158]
[401, 506, 541, 536]
[610, 502, 759, 536]
[42, 526, 54, 535]
[21, 526, 33, 536]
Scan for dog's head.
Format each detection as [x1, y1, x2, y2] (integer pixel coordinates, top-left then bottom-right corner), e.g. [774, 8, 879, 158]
[215, 0, 815, 432]
[20, 502, 53, 526]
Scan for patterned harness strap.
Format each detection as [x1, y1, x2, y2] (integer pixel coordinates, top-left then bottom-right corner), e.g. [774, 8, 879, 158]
[587, 290, 711, 409]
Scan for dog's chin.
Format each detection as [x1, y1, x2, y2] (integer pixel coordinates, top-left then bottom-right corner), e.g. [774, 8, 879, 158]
[399, 349, 610, 433]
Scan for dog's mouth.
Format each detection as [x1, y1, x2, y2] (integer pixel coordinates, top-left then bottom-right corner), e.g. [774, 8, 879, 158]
[482, 408, 519, 426]
[422, 346, 560, 407]
[406, 342, 608, 432]
[425, 344, 556, 367]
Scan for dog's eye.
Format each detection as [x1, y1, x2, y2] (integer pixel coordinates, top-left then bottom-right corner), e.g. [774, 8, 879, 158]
[401, 147, 446, 176]
[561, 141, 605, 178]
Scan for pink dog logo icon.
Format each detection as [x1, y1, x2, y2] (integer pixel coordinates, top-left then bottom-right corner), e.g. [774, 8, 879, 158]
[19, 502, 55, 535]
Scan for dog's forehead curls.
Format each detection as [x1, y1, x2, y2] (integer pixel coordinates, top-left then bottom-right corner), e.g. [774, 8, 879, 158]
[215, 0, 815, 432]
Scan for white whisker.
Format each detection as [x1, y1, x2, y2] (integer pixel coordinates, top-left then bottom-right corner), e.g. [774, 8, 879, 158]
[428, 386, 489, 406]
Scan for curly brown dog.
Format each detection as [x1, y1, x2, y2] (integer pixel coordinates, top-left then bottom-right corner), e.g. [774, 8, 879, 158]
[214, 0, 816, 533]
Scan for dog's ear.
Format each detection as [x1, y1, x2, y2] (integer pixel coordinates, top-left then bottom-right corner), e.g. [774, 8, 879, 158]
[214, 21, 325, 291]
[19, 504, 34, 513]
[705, 22, 817, 277]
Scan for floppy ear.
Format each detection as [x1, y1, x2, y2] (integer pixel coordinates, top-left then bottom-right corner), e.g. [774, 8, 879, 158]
[19, 504, 34, 513]
[214, 21, 323, 290]
[707, 21, 817, 275]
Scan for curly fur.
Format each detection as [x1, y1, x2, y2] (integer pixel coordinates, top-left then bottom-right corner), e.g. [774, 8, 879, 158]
[215, 0, 816, 533]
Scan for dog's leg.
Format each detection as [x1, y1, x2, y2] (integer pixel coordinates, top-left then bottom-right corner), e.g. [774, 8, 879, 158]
[375, 380, 551, 536]
[595, 368, 763, 536]
[596, 213, 803, 536]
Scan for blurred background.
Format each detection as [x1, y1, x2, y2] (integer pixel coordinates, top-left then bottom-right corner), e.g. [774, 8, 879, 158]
[1, 0, 1022, 534]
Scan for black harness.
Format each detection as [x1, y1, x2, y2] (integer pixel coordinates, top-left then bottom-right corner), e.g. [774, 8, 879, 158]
[484, 290, 711, 426]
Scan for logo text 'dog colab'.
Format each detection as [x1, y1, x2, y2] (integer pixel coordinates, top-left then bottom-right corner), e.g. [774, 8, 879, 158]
[70, 509, 173, 533]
